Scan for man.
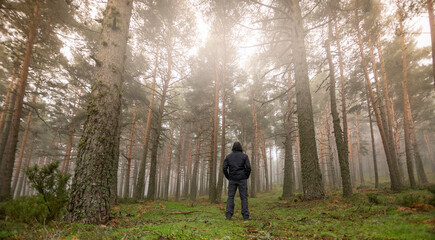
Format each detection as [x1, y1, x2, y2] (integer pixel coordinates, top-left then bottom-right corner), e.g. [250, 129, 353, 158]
[223, 141, 251, 220]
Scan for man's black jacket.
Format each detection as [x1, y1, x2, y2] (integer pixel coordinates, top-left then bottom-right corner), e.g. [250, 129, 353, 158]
[223, 142, 251, 181]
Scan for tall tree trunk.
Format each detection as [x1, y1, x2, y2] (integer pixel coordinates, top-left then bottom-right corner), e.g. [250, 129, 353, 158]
[124, 104, 137, 198]
[15, 136, 34, 198]
[66, 0, 133, 223]
[216, 50, 226, 203]
[175, 128, 185, 202]
[427, 0, 435, 89]
[365, 85, 379, 188]
[324, 105, 337, 190]
[183, 124, 193, 198]
[260, 130, 269, 192]
[354, 112, 365, 186]
[61, 99, 79, 174]
[282, 73, 296, 198]
[164, 120, 175, 200]
[190, 124, 202, 201]
[334, 18, 349, 173]
[326, 10, 352, 196]
[0, 71, 17, 132]
[295, 121, 302, 192]
[11, 92, 36, 194]
[0, 0, 40, 199]
[397, 4, 417, 189]
[355, 5, 402, 190]
[250, 97, 257, 198]
[409, 115, 428, 184]
[209, 48, 220, 203]
[147, 37, 172, 201]
[289, 0, 324, 199]
[135, 47, 159, 199]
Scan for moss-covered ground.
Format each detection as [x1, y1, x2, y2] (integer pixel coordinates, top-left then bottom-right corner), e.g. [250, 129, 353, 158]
[1, 188, 434, 239]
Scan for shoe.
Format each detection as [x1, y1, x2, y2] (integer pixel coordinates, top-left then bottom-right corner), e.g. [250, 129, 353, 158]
[243, 217, 251, 221]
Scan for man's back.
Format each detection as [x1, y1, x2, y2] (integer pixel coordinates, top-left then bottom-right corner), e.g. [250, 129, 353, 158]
[223, 151, 250, 181]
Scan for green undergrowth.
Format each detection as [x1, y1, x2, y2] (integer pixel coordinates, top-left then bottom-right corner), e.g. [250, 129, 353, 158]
[1, 188, 434, 239]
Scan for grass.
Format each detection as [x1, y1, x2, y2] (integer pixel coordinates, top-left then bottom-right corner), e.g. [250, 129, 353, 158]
[1, 188, 434, 239]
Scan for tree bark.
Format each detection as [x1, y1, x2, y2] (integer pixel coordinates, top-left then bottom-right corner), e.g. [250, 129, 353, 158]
[135, 47, 159, 199]
[0, 0, 40, 199]
[66, 0, 133, 223]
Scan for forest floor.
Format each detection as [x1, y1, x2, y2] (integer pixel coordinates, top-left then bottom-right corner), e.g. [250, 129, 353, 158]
[1, 187, 435, 239]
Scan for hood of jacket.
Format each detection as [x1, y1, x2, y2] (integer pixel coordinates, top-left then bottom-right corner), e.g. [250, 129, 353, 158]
[232, 142, 243, 152]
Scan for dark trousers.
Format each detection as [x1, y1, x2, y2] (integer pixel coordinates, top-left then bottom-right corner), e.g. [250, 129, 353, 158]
[226, 179, 249, 219]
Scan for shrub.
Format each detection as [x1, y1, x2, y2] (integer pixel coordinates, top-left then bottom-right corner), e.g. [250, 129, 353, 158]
[367, 193, 381, 205]
[395, 192, 421, 207]
[4, 196, 49, 224]
[24, 161, 70, 221]
[427, 184, 435, 206]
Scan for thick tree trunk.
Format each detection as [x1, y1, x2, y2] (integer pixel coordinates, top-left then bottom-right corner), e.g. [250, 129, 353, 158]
[355, 6, 402, 190]
[0, 0, 40, 199]
[124, 104, 137, 198]
[135, 47, 159, 199]
[326, 12, 352, 196]
[66, 0, 133, 224]
[288, 0, 324, 199]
